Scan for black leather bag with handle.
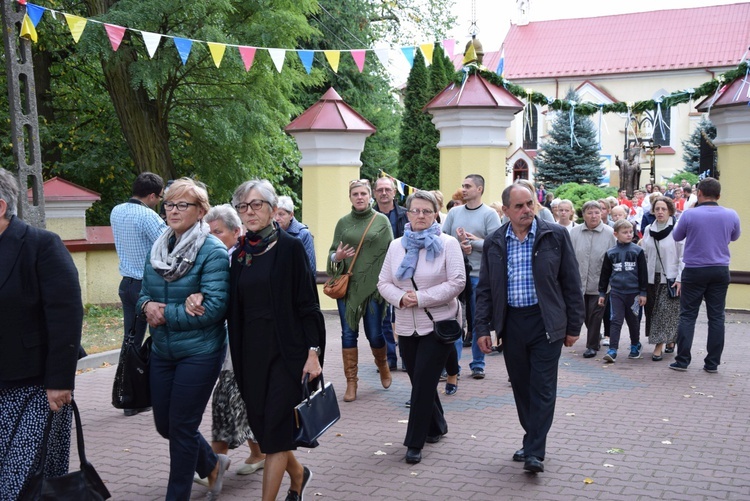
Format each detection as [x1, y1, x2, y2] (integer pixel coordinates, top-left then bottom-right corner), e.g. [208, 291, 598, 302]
[293, 372, 340, 448]
[19, 399, 111, 500]
[112, 317, 152, 410]
[410, 277, 462, 344]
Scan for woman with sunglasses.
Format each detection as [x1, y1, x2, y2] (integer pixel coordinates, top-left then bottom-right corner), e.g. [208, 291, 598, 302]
[328, 179, 393, 402]
[136, 177, 231, 500]
[378, 191, 466, 464]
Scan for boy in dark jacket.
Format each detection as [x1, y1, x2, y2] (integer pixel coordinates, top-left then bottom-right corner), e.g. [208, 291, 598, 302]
[598, 220, 648, 362]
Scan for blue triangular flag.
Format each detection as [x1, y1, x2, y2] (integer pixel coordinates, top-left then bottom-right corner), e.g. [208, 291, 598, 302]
[298, 50, 314, 74]
[26, 3, 46, 27]
[496, 48, 505, 77]
[173, 37, 192, 66]
[401, 46, 415, 68]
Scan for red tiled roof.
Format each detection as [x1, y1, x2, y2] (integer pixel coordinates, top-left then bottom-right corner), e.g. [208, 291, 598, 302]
[453, 3, 750, 79]
[285, 87, 376, 133]
[27, 176, 101, 202]
[696, 75, 750, 110]
[64, 226, 115, 252]
[424, 74, 524, 110]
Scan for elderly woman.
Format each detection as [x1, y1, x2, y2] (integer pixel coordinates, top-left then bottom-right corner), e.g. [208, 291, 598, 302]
[0, 168, 83, 500]
[136, 177, 230, 500]
[378, 191, 465, 464]
[227, 179, 325, 501]
[640, 196, 683, 360]
[328, 180, 393, 402]
[274, 195, 316, 271]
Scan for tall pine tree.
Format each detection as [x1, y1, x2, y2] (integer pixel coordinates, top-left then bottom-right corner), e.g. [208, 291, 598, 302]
[398, 49, 431, 186]
[535, 89, 603, 188]
[681, 116, 717, 174]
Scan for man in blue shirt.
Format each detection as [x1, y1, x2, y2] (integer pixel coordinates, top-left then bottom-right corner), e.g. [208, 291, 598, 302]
[110, 172, 166, 415]
[475, 184, 583, 473]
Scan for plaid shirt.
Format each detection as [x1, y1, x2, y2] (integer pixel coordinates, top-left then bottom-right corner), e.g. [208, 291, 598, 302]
[505, 219, 539, 307]
[111, 200, 166, 279]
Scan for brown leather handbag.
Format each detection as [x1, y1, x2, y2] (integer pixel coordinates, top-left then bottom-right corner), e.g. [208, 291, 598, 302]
[323, 213, 377, 299]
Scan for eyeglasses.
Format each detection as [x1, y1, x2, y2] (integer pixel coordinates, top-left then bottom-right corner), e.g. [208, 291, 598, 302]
[407, 209, 435, 216]
[375, 188, 394, 193]
[234, 200, 270, 213]
[163, 202, 197, 211]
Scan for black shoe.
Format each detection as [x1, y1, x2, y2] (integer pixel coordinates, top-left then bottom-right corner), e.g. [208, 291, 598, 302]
[405, 399, 411, 408]
[652, 354, 663, 361]
[405, 447, 422, 464]
[285, 466, 312, 501]
[512, 448, 525, 462]
[123, 407, 151, 416]
[471, 368, 485, 379]
[664, 344, 675, 354]
[425, 434, 443, 444]
[523, 456, 544, 473]
[669, 362, 688, 372]
[703, 366, 718, 374]
[583, 348, 597, 358]
[462, 340, 472, 348]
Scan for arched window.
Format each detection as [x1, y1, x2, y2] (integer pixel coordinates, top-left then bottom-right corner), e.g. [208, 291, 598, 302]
[523, 104, 538, 150]
[513, 160, 529, 180]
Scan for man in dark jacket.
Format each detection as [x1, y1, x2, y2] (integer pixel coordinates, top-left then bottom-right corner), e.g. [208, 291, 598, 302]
[476, 184, 584, 474]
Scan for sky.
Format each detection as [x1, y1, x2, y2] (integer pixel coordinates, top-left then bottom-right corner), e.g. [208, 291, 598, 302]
[448, 0, 743, 53]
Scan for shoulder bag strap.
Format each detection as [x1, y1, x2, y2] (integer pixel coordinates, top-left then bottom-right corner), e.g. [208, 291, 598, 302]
[410, 277, 459, 321]
[654, 240, 666, 276]
[347, 213, 378, 273]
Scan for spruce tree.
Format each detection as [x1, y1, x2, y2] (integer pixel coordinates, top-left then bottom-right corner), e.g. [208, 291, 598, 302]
[681, 116, 717, 174]
[398, 49, 431, 186]
[535, 88, 603, 189]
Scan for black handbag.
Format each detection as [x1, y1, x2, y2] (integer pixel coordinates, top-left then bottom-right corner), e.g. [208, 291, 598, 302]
[410, 277, 463, 344]
[293, 372, 340, 448]
[20, 399, 111, 500]
[111, 319, 152, 410]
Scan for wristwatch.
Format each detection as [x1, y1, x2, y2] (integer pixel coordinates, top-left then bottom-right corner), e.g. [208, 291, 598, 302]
[309, 346, 321, 356]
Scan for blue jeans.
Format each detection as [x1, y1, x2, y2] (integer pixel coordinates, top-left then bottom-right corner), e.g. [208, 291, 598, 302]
[337, 299, 386, 349]
[119, 277, 148, 347]
[457, 276, 484, 371]
[151, 347, 224, 500]
[381, 305, 399, 367]
[675, 266, 730, 369]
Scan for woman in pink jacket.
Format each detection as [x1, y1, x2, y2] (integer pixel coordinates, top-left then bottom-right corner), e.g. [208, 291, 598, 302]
[378, 191, 466, 465]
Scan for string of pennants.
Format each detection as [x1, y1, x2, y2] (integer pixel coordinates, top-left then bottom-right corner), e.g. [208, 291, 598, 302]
[16, 1, 459, 73]
[378, 170, 422, 198]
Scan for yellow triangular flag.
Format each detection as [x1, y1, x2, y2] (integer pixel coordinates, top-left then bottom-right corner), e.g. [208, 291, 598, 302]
[64, 13, 88, 43]
[462, 43, 477, 65]
[420, 43, 434, 65]
[324, 50, 341, 73]
[207, 43, 226, 68]
[20, 14, 38, 43]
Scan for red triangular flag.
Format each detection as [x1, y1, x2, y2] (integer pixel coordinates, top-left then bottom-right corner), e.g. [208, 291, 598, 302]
[350, 50, 366, 73]
[104, 24, 126, 51]
[238, 46, 256, 72]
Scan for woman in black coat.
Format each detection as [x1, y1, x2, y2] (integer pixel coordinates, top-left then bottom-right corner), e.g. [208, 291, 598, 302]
[227, 179, 326, 501]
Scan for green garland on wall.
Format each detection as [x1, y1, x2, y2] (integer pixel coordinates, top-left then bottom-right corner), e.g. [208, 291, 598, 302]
[451, 61, 749, 116]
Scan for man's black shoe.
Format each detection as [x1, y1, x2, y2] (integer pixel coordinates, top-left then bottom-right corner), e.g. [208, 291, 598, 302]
[405, 447, 422, 464]
[425, 434, 443, 444]
[124, 407, 151, 416]
[583, 348, 597, 358]
[512, 448, 525, 462]
[523, 456, 544, 473]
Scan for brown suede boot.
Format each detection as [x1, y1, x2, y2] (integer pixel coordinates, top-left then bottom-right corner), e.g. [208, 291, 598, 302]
[342, 348, 358, 402]
[371, 346, 392, 389]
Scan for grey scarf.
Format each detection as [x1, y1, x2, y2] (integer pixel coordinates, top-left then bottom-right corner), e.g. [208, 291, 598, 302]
[150, 221, 209, 282]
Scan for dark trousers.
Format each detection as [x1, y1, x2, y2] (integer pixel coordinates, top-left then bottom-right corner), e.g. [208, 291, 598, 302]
[119, 277, 148, 347]
[151, 348, 224, 501]
[603, 295, 611, 338]
[608, 292, 641, 351]
[583, 294, 605, 350]
[382, 305, 402, 367]
[676, 266, 730, 369]
[503, 305, 563, 460]
[399, 333, 451, 449]
[445, 344, 459, 376]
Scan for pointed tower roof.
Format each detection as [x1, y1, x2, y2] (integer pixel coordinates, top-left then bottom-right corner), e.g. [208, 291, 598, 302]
[424, 74, 524, 111]
[285, 88, 376, 133]
[695, 77, 750, 111]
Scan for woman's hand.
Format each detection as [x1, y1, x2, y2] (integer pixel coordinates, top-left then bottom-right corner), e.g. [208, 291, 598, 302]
[401, 291, 418, 308]
[302, 351, 322, 381]
[47, 389, 72, 412]
[185, 292, 205, 317]
[334, 241, 355, 262]
[144, 301, 167, 327]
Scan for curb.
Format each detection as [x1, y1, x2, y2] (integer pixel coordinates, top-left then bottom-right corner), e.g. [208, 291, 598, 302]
[77, 348, 121, 371]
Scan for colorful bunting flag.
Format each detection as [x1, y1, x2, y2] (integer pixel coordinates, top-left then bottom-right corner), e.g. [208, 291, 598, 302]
[173, 37, 192, 65]
[26, 3, 45, 26]
[207, 42, 226, 68]
[104, 24, 126, 52]
[238, 46, 256, 72]
[374, 47, 390, 68]
[140, 31, 161, 58]
[268, 48, 285, 72]
[324, 50, 340, 73]
[350, 50, 366, 73]
[496, 47, 505, 77]
[462, 43, 477, 65]
[298, 50, 314, 74]
[64, 13, 87, 43]
[442, 39, 455, 59]
[20, 14, 37, 43]
[401, 46, 415, 68]
[419, 43, 434, 65]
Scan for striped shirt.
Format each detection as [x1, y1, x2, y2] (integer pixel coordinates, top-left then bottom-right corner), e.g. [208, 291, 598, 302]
[111, 199, 166, 279]
[505, 219, 538, 307]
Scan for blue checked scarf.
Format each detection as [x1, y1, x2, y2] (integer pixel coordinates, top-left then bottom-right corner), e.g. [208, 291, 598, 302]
[395, 222, 444, 280]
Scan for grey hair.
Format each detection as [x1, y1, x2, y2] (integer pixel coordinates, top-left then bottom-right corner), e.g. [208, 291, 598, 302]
[405, 190, 439, 212]
[277, 195, 295, 214]
[550, 197, 561, 208]
[581, 200, 601, 213]
[205, 204, 242, 232]
[232, 179, 278, 209]
[0, 168, 20, 219]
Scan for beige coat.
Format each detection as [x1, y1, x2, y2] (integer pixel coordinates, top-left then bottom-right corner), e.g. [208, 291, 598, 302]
[570, 222, 615, 295]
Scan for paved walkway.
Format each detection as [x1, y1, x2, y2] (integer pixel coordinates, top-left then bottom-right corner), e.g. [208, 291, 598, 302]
[73, 308, 750, 500]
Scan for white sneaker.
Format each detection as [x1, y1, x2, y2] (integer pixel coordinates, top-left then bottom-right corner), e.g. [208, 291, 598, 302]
[602, 338, 610, 346]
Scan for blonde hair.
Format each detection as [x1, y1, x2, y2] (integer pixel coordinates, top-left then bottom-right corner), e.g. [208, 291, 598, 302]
[166, 177, 210, 213]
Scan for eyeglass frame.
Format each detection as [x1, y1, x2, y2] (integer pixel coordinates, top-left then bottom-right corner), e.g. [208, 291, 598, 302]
[234, 199, 271, 213]
[163, 201, 198, 211]
[406, 208, 435, 216]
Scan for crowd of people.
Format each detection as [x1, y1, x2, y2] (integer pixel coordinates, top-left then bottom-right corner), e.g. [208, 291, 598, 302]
[0, 166, 740, 499]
